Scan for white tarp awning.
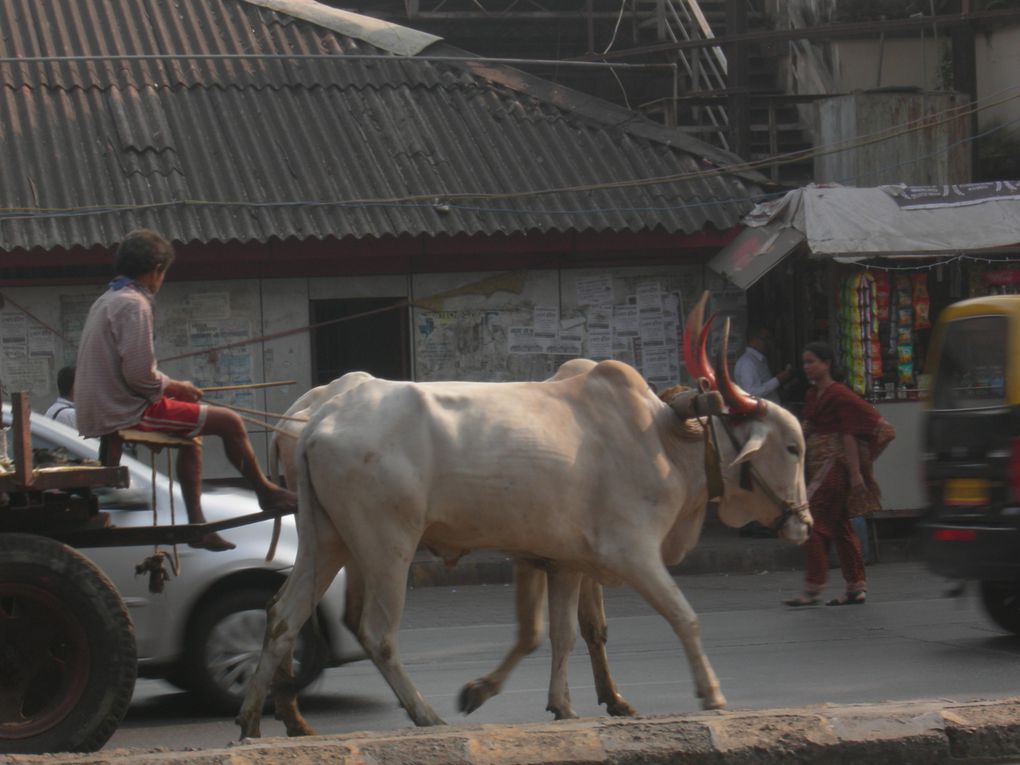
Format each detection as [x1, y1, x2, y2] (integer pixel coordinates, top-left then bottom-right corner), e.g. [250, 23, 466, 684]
[745, 182, 1020, 257]
[709, 182, 1020, 286]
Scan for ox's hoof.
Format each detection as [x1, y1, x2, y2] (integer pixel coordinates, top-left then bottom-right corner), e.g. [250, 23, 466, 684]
[410, 707, 446, 726]
[458, 678, 499, 715]
[282, 718, 316, 737]
[235, 716, 261, 740]
[547, 704, 578, 721]
[604, 696, 637, 717]
[701, 691, 727, 710]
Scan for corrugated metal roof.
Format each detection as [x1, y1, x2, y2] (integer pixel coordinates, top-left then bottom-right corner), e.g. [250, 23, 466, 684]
[0, 0, 763, 251]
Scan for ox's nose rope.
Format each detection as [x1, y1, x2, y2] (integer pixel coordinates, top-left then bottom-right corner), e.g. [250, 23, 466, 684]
[712, 415, 811, 534]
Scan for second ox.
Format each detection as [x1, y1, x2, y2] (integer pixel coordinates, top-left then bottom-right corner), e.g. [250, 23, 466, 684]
[238, 294, 812, 736]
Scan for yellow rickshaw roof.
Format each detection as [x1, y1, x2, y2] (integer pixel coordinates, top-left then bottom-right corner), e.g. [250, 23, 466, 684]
[938, 295, 1020, 323]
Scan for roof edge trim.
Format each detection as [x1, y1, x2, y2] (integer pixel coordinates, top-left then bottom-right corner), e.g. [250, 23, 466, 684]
[238, 0, 441, 56]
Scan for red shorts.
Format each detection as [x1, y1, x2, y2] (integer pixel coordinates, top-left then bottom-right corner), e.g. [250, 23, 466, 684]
[136, 397, 207, 437]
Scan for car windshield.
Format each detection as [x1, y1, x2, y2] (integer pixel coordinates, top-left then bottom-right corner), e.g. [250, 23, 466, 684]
[931, 315, 1009, 410]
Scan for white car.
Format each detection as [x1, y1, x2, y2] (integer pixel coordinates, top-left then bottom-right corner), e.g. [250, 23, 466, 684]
[10, 411, 362, 714]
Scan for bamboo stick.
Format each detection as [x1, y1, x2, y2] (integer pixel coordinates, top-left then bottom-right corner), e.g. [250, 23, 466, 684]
[201, 380, 297, 393]
[220, 402, 309, 423]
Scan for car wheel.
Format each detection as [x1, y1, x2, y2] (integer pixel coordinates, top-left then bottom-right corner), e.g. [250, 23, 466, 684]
[182, 586, 327, 714]
[979, 580, 1020, 635]
[0, 534, 136, 753]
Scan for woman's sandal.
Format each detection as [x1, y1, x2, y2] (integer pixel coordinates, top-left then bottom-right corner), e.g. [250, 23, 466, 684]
[783, 594, 820, 607]
[826, 590, 866, 606]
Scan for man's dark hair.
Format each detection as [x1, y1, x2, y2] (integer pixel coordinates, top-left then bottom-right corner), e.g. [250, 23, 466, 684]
[56, 365, 75, 398]
[114, 229, 175, 278]
[746, 325, 770, 343]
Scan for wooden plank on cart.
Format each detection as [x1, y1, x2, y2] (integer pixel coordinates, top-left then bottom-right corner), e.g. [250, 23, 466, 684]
[11, 392, 33, 486]
[1, 392, 129, 492]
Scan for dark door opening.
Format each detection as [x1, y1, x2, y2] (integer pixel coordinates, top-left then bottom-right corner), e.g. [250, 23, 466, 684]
[310, 297, 410, 384]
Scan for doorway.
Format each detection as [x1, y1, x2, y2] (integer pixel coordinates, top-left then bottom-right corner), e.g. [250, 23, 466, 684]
[310, 297, 410, 384]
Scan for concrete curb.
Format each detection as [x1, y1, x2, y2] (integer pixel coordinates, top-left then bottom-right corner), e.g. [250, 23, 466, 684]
[11, 697, 1020, 765]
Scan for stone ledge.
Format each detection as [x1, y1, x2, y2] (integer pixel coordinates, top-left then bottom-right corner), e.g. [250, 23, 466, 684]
[8, 697, 1020, 765]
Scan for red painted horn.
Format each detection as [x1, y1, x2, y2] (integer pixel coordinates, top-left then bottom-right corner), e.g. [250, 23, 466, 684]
[683, 292, 717, 389]
[716, 317, 767, 417]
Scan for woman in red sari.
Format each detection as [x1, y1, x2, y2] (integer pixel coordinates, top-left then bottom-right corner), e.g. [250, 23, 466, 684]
[785, 342, 894, 607]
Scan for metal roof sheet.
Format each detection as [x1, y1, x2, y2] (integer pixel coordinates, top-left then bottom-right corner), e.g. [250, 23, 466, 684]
[0, 0, 762, 251]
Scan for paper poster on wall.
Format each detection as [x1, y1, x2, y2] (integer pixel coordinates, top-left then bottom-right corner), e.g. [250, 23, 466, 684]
[508, 327, 544, 354]
[187, 292, 231, 321]
[29, 324, 55, 357]
[636, 282, 662, 310]
[546, 334, 582, 356]
[586, 308, 611, 358]
[1, 313, 27, 360]
[613, 305, 638, 338]
[575, 275, 613, 307]
[533, 306, 559, 340]
[3, 356, 50, 393]
[190, 319, 255, 408]
[588, 332, 612, 358]
[642, 345, 671, 381]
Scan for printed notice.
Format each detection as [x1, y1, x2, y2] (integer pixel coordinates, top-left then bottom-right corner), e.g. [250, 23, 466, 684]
[613, 305, 638, 337]
[575, 275, 613, 307]
[29, 324, 55, 357]
[1, 313, 27, 360]
[533, 306, 559, 339]
[3, 356, 49, 392]
[636, 282, 662, 310]
[642, 345, 670, 380]
[508, 327, 544, 354]
[188, 292, 231, 321]
[588, 332, 612, 358]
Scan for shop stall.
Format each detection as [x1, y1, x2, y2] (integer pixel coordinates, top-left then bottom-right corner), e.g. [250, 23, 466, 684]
[710, 182, 1020, 515]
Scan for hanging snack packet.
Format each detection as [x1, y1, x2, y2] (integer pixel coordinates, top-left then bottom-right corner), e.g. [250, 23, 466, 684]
[896, 275, 912, 307]
[874, 271, 891, 321]
[912, 273, 931, 330]
[899, 360, 914, 385]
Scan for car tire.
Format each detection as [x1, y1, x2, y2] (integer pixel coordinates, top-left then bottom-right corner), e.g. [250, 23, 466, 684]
[979, 580, 1020, 635]
[0, 534, 137, 754]
[182, 586, 327, 714]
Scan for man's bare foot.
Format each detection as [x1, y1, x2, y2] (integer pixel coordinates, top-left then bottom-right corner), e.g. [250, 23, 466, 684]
[258, 486, 298, 515]
[189, 532, 237, 552]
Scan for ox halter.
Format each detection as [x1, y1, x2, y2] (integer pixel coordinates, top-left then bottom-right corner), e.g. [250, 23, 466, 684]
[704, 412, 811, 535]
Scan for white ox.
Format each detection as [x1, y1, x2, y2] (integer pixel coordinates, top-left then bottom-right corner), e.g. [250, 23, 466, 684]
[238, 297, 811, 736]
[267, 359, 638, 721]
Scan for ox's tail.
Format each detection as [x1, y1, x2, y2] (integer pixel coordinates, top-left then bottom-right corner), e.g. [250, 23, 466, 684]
[265, 432, 284, 563]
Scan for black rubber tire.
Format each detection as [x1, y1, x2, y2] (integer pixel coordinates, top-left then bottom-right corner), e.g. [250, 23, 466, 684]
[182, 586, 327, 714]
[979, 580, 1020, 635]
[0, 533, 137, 753]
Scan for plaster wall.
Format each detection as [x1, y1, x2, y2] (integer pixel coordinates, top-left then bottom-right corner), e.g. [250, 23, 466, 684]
[2, 264, 741, 479]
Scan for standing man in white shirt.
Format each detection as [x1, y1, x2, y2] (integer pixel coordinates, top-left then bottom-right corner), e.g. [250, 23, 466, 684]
[733, 325, 793, 404]
[44, 365, 78, 429]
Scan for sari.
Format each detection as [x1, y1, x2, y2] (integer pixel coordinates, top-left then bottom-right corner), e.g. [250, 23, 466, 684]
[802, 383, 895, 532]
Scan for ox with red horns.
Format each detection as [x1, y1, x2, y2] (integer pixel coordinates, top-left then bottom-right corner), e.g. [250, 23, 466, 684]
[238, 296, 811, 738]
[683, 291, 767, 417]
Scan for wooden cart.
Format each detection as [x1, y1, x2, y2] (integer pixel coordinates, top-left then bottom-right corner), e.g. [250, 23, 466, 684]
[0, 392, 286, 754]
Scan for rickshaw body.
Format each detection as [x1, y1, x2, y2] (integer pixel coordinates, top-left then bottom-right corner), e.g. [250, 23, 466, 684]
[920, 295, 1020, 632]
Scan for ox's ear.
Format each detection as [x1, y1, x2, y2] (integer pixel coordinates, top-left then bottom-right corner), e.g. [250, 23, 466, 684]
[730, 421, 768, 467]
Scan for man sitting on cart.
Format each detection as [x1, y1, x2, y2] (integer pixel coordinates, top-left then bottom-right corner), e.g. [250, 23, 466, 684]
[74, 229, 297, 551]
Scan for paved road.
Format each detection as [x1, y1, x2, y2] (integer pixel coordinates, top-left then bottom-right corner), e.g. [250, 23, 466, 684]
[107, 562, 1020, 751]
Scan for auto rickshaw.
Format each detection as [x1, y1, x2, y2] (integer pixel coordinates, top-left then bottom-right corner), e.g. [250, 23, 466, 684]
[920, 294, 1020, 634]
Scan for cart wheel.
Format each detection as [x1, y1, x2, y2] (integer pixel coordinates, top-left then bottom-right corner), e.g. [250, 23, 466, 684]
[0, 534, 137, 753]
[183, 586, 326, 714]
[980, 580, 1020, 635]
